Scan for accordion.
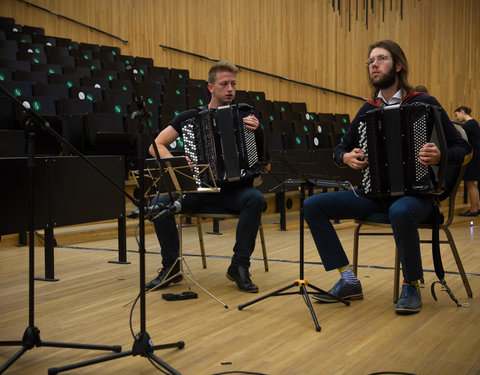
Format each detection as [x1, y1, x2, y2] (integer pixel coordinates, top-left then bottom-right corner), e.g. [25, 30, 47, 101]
[358, 103, 447, 198]
[180, 103, 264, 186]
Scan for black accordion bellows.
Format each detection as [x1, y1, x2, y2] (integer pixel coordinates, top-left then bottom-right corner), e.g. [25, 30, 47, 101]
[181, 103, 264, 187]
[358, 103, 448, 198]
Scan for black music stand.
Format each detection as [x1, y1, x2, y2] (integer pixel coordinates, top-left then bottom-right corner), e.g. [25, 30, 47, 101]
[47, 99, 184, 374]
[0, 85, 128, 374]
[238, 178, 350, 332]
[136, 157, 228, 308]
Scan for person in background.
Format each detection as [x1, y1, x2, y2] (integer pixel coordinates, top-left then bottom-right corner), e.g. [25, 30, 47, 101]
[454, 106, 480, 216]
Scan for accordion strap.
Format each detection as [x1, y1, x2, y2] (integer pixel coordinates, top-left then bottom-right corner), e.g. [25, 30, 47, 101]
[430, 197, 461, 306]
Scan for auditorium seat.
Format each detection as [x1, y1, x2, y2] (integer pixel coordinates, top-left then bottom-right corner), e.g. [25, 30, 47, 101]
[17, 42, 45, 56]
[281, 110, 300, 121]
[148, 66, 170, 77]
[234, 90, 251, 104]
[60, 114, 87, 154]
[70, 86, 102, 102]
[48, 73, 81, 88]
[293, 121, 314, 135]
[31, 34, 58, 47]
[75, 58, 102, 71]
[62, 66, 92, 79]
[81, 75, 110, 90]
[70, 49, 93, 61]
[48, 54, 76, 67]
[33, 82, 70, 99]
[284, 133, 309, 150]
[91, 69, 118, 81]
[17, 51, 48, 65]
[93, 50, 115, 63]
[14, 70, 48, 84]
[188, 86, 209, 108]
[22, 25, 45, 36]
[0, 39, 18, 51]
[248, 91, 266, 103]
[0, 67, 13, 81]
[79, 42, 100, 53]
[94, 100, 129, 115]
[0, 80, 33, 97]
[54, 37, 78, 50]
[57, 98, 94, 115]
[0, 58, 29, 71]
[31, 62, 62, 75]
[162, 84, 188, 107]
[17, 95, 57, 116]
[99, 45, 121, 56]
[291, 102, 308, 113]
[85, 112, 128, 146]
[0, 47, 17, 61]
[272, 100, 291, 113]
[308, 132, 331, 149]
[103, 87, 134, 103]
[271, 119, 293, 133]
[6, 32, 32, 44]
[45, 45, 70, 57]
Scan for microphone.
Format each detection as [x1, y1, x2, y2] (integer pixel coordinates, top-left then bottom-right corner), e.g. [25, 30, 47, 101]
[127, 204, 164, 219]
[150, 200, 182, 221]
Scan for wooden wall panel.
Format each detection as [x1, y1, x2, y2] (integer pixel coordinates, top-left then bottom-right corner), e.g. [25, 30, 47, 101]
[1, 0, 479, 120]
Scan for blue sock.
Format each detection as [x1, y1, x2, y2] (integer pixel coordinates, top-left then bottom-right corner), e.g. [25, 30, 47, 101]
[339, 265, 359, 284]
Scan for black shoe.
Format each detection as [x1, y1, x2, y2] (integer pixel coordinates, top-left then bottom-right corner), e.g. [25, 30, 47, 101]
[459, 210, 478, 217]
[312, 278, 363, 303]
[226, 265, 259, 293]
[145, 267, 183, 290]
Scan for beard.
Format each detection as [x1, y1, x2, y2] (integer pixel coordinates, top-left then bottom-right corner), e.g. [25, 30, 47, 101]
[370, 65, 397, 90]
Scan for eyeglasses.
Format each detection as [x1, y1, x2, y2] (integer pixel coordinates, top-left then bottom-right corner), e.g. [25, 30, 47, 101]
[366, 55, 389, 67]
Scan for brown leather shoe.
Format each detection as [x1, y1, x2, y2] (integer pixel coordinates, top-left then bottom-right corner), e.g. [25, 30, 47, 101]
[226, 265, 259, 293]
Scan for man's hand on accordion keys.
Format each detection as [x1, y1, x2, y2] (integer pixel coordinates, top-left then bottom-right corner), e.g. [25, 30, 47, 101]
[418, 142, 441, 166]
[344, 148, 369, 170]
[242, 114, 259, 130]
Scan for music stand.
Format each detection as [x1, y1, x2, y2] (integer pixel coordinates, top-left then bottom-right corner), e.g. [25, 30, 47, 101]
[134, 157, 228, 309]
[238, 174, 351, 331]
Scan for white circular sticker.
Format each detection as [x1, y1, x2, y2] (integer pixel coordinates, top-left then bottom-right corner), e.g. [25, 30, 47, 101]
[78, 92, 85, 100]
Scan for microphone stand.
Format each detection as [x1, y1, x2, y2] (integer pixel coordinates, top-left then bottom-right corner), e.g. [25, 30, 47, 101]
[238, 161, 351, 331]
[0, 84, 127, 374]
[47, 98, 184, 374]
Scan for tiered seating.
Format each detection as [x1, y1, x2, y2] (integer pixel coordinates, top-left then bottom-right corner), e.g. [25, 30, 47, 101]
[0, 17, 354, 182]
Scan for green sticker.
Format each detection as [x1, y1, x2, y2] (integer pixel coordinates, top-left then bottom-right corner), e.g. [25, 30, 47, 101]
[198, 99, 204, 105]
[83, 54, 89, 60]
[122, 85, 128, 91]
[33, 57, 40, 64]
[86, 93, 94, 101]
[148, 119, 152, 127]
[175, 89, 181, 95]
[281, 106, 285, 112]
[0, 74, 5, 81]
[48, 68, 55, 74]
[112, 51, 117, 56]
[256, 95, 260, 101]
[147, 97, 154, 104]
[295, 136, 301, 145]
[32, 101, 41, 111]
[67, 81, 73, 88]
[174, 110, 180, 116]
[108, 75, 114, 81]
[269, 115, 274, 121]
[342, 117, 347, 123]
[13, 88, 22, 96]
[303, 125, 308, 132]
[177, 138, 184, 148]
[114, 105, 122, 113]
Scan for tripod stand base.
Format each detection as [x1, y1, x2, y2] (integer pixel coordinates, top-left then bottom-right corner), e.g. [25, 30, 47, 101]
[0, 326, 121, 374]
[47, 332, 184, 375]
[147, 256, 229, 309]
[238, 280, 350, 332]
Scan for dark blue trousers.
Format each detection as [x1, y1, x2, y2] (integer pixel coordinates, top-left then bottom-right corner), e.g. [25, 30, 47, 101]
[151, 185, 264, 269]
[303, 189, 434, 282]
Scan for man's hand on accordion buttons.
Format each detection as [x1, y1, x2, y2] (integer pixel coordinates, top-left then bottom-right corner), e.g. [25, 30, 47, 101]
[418, 143, 442, 165]
[242, 114, 259, 130]
[344, 148, 368, 170]
[418, 142, 441, 166]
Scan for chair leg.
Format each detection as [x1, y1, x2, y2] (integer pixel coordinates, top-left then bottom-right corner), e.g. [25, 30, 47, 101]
[259, 223, 268, 272]
[443, 227, 473, 298]
[394, 248, 400, 303]
[196, 218, 207, 269]
[352, 223, 362, 276]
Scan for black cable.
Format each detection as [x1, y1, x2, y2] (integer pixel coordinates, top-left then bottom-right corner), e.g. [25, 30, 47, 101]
[211, 372, 269, 375]
[368, 372, 417, 375]
[147, 356, 170, 375]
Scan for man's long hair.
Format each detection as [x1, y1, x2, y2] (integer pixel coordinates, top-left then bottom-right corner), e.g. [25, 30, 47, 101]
[367, 40, 413, 98]
[208, 60, 239, 84]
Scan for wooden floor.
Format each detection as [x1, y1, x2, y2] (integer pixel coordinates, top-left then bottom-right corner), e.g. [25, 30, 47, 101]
[1, 209, 480, 375]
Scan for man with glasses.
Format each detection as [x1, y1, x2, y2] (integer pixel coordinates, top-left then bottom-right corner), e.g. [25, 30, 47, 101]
[303, 40, 471, 314]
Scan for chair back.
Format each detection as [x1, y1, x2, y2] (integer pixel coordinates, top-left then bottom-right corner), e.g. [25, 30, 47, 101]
[439, 164, 466, 227]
